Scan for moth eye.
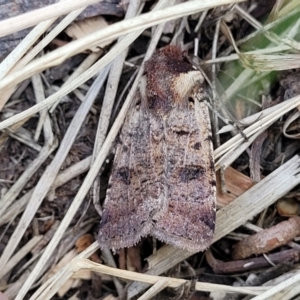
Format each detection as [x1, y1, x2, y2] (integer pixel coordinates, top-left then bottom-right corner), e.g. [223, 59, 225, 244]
[188, 97, 195, 103]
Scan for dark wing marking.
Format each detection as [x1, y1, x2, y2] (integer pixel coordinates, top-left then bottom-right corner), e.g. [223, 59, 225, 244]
[152, 100, 216, 252]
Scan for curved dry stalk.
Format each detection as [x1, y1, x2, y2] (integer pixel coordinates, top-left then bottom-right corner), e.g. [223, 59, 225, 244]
[34, 258, 266, 300]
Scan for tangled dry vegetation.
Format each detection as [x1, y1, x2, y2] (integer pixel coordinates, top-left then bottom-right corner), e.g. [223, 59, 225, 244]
[1, 0, 300, 299]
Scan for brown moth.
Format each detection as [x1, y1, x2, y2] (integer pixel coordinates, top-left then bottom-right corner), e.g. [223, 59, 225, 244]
[98, 45, 216, 252]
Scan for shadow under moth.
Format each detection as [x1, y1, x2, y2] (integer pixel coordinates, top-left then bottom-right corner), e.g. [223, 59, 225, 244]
[98, 45, 216, 252]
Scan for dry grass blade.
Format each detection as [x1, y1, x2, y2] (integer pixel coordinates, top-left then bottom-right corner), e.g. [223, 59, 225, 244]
[0, 0, 101, 37]
[214, 155, 300, 241]
[4, 223, 95, 299]
[0, 140, 57, 217]
[34, 258, 267, 299]
[0, 156, 92, 227]
[50, 52, 102, 112]
[0, 16, 56, 81]
[1, 236, 43, 278]
[240, 53, 300, 71]
[137, 278, 170, 300]
[215, 94, 300, 163]
[252, 271, 300, 300]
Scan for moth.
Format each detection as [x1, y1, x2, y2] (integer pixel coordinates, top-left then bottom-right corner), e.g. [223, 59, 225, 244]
[98, 45, 216, 252]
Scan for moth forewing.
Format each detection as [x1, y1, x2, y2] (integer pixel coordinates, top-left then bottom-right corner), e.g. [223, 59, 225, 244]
[98, 96, 153, 249]
[151, 75, 216, 253]
[98, 77, 168, 249]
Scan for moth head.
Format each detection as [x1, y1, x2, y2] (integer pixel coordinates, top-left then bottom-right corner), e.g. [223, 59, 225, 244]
[143, 45, 206, 115]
